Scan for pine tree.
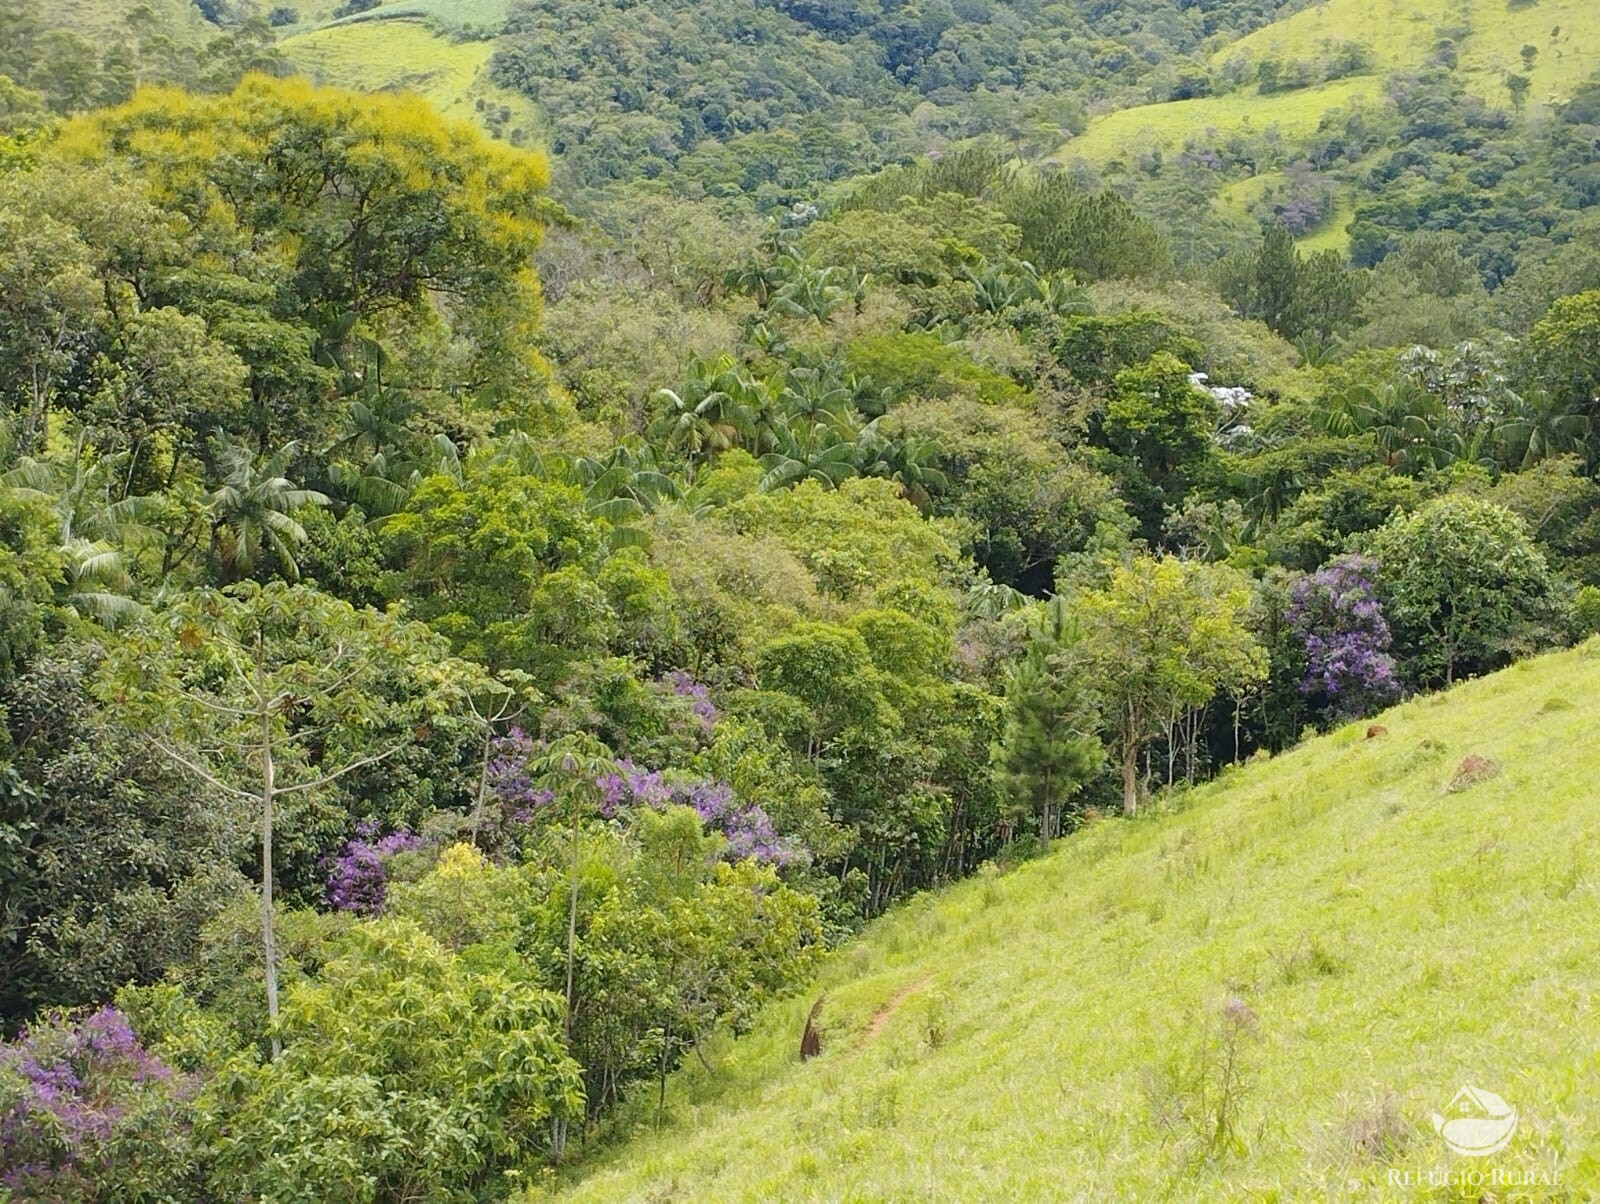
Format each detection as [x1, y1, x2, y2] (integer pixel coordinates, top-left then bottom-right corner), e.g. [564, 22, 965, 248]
[1254, 221, 1304, 340]
[995, 599, 1103, 844]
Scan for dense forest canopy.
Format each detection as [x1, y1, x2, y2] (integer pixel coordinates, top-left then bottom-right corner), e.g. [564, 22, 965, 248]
[2, 0, 1600, 1197]
[488, 0, 1290, 195]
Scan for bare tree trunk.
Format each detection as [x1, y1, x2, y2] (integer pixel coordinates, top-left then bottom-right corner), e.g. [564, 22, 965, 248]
[1121, 721, 1139, 818]
[1171, 704, 1184, 790]
[564, 794, 580, 1039]
[469, 722, 493, 847]
[260, 700, 281, 1060]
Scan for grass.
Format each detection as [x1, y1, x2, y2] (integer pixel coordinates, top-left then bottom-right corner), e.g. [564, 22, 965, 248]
[1221, 0, 1600, 109]
[1052, 76, 1384, 165]
[283, 21, 489, 109]
[280, 15, 539, 136]
[36, 0, 210, 45]
[1298, 188, 1358, 255]
[541, 644, 1600, 1201]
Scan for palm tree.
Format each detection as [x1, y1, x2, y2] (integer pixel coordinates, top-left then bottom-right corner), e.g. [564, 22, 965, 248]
[0, 437, 157, 627]
[765, 255, 861, 322]
[853, 423, 949, 512]
[1496, 390, 1590, 469]
[778, 363, 856, 424]
[1322, 382, 1458, 473]
[650, 357, 766, 462]
[1238, 460, 1303, 536]
[206, 433, 330, 582]
[758, 414, 860, 491]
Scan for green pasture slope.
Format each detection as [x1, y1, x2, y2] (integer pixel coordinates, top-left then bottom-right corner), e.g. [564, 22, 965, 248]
[548, 646, 1600, 1202]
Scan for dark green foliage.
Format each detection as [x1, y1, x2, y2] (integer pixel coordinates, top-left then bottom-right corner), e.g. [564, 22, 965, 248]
[1, 647, 250, 1022]
[994, 600, 1103, 842]
[489, 0, 1284, 199]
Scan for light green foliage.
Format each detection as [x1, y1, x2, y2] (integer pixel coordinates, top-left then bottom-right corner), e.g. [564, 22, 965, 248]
[384, 462, 666, 679]
[729, 477, 962, 602]
[549, 645, 1600, 1202]
[841, 331, 1025, 406]
[197, 918, 582, 1201]
[1077, 556, 1266, 815]
[1265, 463, 1427, 570]
[510, 807, 822, 1119]
[13, 3, 1600, 1196]
[1085, 279, 1302, 390]
[1352, 232, 1494, 350]
[1482, 455, 1600, 583]
[1371, 495, 1562, 685]
[56, 75, 558, 445]
[643, 507, 820, 672]
[1101, 351, 1220, 537]
[386, 842, 528, 951]
[96, 581, 477, 1037]
[693, 719, 851, 867]
[1530, 288, 1600, 416]
[756, 621, 897, 757]
[890, 396, 1132, 594]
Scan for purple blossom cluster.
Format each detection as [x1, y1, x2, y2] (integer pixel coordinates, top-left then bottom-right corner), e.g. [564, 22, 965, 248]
[1286, 554, 1401, 717]
[488, 732, 803, 867]
[0, 1008, 181, 1195]
[486, 727, 556, 823]
[596, 761, 801, 866]
[323, 819, 423, 914]
[660, 671, 719, 731]
[1176, 147, 1224, 171]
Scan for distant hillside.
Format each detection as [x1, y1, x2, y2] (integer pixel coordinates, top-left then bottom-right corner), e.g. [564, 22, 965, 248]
[17, 0, 1600, 279]
[1061, 0, 1600, 164]
[551, 646, 1600, 1200]
[1049, 0, 1600, 256]
[266, 0, 1291, 196]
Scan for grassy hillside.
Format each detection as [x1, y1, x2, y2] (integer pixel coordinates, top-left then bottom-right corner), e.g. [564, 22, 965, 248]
[549, 646, 1600, 1201]
[1060, 0, 1600, 172]
[35, 0, 211, 44]
[1055, 76, 1383, 166]
[1224, 0, 1600, 108]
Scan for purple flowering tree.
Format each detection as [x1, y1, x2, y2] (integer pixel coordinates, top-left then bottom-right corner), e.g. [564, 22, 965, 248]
[1285, 554, 1401, 718]
[322, 821, 423, 915]
[0, 1008, 193, 1198]
[659, 671, 719, 733]
[486, 730, 803, 868]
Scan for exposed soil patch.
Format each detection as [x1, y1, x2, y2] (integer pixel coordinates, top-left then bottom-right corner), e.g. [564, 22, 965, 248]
[1447, 754, 1501, 793]
[855, 974, 935, 1050]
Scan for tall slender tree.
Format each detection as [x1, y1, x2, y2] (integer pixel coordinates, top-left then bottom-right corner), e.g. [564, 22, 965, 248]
[98, 583, 466, 1055]
[994, 598, 1102, 844]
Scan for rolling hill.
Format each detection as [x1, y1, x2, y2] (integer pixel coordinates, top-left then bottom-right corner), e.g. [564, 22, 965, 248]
[545, 645, 1600, 1201]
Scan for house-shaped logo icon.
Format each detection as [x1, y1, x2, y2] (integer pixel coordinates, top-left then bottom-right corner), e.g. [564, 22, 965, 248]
[1431, 1085, 1518, 1157]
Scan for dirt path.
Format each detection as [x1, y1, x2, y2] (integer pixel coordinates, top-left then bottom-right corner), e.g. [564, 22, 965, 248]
[854, 973, 935, 1050]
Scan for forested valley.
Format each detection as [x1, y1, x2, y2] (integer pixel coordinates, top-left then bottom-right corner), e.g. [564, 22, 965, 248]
[4, 0, 1600, 1196]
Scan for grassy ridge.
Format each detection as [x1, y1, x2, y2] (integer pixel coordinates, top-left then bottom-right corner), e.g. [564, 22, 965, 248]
[1060, 0, 1600, 174]
[1224, 0, 1600, 107]
[548, 646, 1600, 1201]
[280, 12, 537, 135]
[36, 0, 210, 44]
[1054, 76, 1383, 166]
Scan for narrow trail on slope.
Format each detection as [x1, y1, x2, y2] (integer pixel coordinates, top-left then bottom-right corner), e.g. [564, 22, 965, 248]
[854, 973, 935, 1050]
